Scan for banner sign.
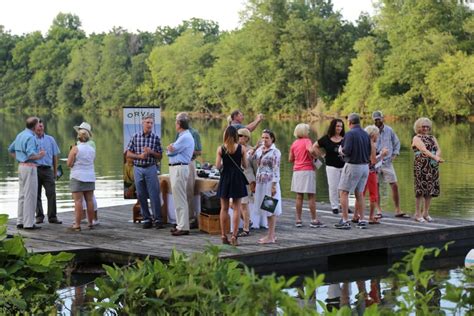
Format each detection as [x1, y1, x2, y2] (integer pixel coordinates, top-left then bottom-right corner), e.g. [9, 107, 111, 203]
[123, 107, 161, 199]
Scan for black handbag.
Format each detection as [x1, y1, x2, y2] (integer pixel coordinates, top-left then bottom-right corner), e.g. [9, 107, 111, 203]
[260, 195, 278, 213]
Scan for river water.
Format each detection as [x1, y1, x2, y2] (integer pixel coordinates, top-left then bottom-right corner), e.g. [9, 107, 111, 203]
[1, 112, 473, 220]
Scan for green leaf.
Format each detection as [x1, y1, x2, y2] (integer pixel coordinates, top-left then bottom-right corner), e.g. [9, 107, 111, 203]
[3, 236, 26, 257]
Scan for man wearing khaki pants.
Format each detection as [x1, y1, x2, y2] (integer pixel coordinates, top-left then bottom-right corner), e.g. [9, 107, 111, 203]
[167, 112, 195, 236]
[8, 116, 45, 230]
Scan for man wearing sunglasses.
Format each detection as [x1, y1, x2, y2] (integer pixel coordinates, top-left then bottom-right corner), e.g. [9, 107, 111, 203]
[372, 111, 406, 218]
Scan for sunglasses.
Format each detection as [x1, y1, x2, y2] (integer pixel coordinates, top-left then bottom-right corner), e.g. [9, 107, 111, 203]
[263, 129, 272, 133]
[422, 126, 431, 129]
[238, 134, 246, 137]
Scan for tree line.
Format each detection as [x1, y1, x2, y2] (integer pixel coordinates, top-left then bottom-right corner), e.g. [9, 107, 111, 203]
[0, 0, 472, 118]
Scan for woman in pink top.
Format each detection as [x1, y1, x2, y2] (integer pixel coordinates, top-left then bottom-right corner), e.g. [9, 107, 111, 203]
[289, 123, 325, 228]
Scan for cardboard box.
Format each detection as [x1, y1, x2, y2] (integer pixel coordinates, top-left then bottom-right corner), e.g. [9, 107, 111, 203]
[199, 212, 229, 235]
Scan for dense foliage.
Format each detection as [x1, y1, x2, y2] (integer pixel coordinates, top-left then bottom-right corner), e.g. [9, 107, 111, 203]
[0, 0, 472, 118]
[0, 214, 74, 314]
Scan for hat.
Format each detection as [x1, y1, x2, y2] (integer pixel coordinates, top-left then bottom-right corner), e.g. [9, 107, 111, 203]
[73, 122, 92, 135]
[238, 128, 251, 138]
[372, 111, 383, 120]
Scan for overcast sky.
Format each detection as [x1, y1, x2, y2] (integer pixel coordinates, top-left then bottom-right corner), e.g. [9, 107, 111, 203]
[0, 0, 375, 35]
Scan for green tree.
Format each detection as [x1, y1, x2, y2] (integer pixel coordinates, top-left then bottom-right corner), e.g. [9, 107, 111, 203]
[427, 51, 474, 117]
[146, 30, 214, 111]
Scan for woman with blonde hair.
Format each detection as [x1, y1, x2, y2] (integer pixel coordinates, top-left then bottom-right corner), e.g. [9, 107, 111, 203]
[67, 128, 96, 231]
[216, 126, 248, 245]
[412, 118, 443, 222]
[289, 123, 325, 228]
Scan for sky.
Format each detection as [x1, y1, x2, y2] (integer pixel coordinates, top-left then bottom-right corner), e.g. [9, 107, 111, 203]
[0, 0, 375, 35]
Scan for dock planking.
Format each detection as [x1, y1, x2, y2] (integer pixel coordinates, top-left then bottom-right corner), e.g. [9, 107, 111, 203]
[6, 199, 474, 275]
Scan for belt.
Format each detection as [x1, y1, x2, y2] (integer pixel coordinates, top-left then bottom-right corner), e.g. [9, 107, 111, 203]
[135, 164, 154, 168]
[37, 165, 51, 169]
[19, 162, 37, 167]
[169, 163, 188, 166]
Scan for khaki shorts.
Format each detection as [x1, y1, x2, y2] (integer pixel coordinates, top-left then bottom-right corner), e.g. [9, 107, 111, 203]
[378, 162, 398, 184]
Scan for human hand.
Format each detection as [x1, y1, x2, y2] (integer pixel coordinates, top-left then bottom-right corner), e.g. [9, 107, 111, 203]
[39, 149, 46, 158]
[271, 183, 276, 197]
[381, 148, 389, 157]
[257, 113, 264, 121]
[436, 156, 444, 163]
[167, 144, 174, 152]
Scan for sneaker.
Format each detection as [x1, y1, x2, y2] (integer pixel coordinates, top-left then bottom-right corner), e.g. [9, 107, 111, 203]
[295, 221, 303, 228]
[332, 209, 339, 214]
[92, 219, 100, 226]
[357, 220, 368, 229]
[310, 220, 327, 228]
[334, 219, 351, 230]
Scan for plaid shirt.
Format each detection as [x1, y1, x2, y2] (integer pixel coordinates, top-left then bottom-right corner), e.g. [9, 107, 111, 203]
[127, 132, 162, 167]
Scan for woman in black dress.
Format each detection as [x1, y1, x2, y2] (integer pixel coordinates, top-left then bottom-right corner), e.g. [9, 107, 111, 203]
[216, 126, 248, 245]
[411, 118, 444, 223]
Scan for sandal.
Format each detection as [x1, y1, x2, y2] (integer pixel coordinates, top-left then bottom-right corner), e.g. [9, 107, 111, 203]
[221, 235, 230, 245]
[351, 217, 360, 223]
[237, 230, 250, 237]
[374, 213, 383, 219]
[257, 237, 276, 244]
[395, 213, 410, 218]
[424, 215, 434, 222]
[414, 217, 426, 223]
[369, 219, 380, 224]
[230, 235, 239, 246]
[67, 226, 81, 232]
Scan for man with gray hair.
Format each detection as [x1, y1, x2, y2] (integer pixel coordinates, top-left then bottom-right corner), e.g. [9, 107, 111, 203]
[167, 112, 195, 236]
[8, 116, 46, 230]
[127, 114, 164, 229]
[372, 111, 406, 218]
[335, 113, 371, 230]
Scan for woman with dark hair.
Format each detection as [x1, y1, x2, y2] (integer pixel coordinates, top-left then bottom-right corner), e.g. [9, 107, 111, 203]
[312, 119, 345, 214]
[251, 129, 282, 244]
[216, 126, 248, 246]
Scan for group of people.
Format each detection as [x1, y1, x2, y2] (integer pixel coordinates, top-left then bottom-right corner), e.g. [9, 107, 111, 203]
[215, 110, 444, 246]
[9, 117, 97, 231]
[9, 110, 443, 243]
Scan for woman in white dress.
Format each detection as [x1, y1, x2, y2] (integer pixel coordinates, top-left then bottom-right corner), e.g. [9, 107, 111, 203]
[251, 129, 282, 244]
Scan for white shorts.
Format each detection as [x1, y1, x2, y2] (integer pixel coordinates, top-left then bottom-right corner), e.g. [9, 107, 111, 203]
[378, 162, 398, 183]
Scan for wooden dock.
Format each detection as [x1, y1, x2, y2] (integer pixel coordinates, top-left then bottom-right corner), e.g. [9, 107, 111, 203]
[7, 199, 474, 277]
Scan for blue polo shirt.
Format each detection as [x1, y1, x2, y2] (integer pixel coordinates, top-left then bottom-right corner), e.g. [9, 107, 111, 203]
[36, 133, 60, 167]
[167, 129, 195, 164]
[341, 125, 371, 164]
[8, 128, 40, 163]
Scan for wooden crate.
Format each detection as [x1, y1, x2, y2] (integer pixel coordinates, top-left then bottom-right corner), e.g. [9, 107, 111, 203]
[199, 212, 229, 235]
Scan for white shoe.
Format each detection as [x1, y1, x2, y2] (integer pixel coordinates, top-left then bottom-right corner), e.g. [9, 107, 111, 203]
[92, 219, 100, 226]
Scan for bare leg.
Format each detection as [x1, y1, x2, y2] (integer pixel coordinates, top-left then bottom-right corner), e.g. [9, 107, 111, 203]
[295, 193, 303, 223]
[308, 193, 316, 221]
[219, 198, 230, 239]
[354, 190, 365, 221]
[390, 182, 401, 214]
[415, 196, 423, 219]
[83, 190, 94, 226]
[422, 196, 432, 218]
[339, 190, 349, 221]
[232, 198, 242, 238]
[72, 192, 84, 229]
[241, 203, 250, 232]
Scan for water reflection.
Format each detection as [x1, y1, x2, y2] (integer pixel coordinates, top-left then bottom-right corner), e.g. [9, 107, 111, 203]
[1, 113, 473, 219]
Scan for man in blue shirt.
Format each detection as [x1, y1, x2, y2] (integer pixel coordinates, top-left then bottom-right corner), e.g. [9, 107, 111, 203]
[34, 120, 62, 224]
[335, 113, 371, 230]
[126, 114, 164, 229]
[372, 111, 407, 218]
[8, 117, 46, 230]
[167, 112, 195, 236]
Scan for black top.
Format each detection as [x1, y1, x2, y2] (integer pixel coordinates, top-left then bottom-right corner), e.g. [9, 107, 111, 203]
[317, 135, 345, 168]
[341, 125, 371, 164]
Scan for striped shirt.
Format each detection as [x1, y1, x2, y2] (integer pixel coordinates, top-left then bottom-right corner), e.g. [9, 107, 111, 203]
[127, 132, 162, 167]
